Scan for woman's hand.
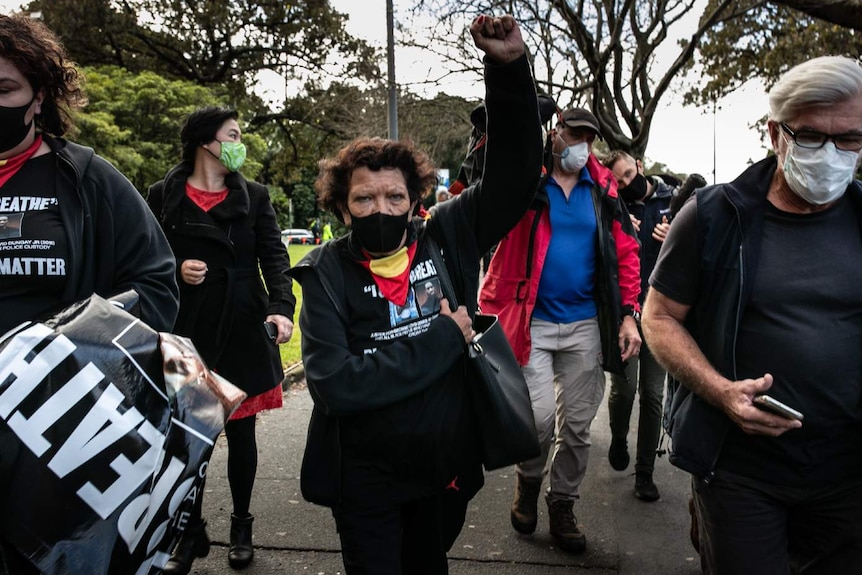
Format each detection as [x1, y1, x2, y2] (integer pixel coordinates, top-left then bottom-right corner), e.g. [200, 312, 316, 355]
[265, 314, 294, 344]
[439, 298, 475, 343]
[180, 259, 208, 285]
[469, 14, 525, 64]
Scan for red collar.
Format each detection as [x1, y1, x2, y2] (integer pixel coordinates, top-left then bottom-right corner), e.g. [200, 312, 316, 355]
[357, 242, 418, 305]
[0, 136, 43, 188]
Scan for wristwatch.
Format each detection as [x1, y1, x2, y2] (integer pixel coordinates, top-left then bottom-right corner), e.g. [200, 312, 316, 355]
[621, 305, 641, 323]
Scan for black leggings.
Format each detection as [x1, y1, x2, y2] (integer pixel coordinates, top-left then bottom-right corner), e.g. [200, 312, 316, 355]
[190, 414, 258, 522]
[225, 415, 258, 518]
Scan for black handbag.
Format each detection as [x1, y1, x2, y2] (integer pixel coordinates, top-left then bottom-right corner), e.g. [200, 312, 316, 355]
[426, 235, 540, 470]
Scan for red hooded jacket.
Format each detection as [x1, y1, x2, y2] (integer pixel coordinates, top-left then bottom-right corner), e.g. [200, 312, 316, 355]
[478, 154, 640, 375]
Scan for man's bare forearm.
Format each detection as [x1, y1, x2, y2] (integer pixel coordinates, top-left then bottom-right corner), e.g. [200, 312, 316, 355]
[642, 289, 728, 407]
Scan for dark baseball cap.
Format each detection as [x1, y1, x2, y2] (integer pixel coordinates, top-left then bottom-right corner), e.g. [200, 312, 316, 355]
[560, 108, 603, 140]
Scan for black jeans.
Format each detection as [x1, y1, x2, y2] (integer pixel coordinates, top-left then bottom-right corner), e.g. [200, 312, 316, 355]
[333, 489, 468, 575]
[693, 469, 862, 575]
[608, 332, 666, 475]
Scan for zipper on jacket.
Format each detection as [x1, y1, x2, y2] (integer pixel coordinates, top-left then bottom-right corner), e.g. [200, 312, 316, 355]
[704, 200, 746, 484]
[520, 208, 543, 302]
[731, 244, 744, 381]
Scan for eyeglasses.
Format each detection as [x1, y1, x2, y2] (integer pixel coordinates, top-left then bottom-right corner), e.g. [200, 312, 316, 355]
[780, 122, 862, 152]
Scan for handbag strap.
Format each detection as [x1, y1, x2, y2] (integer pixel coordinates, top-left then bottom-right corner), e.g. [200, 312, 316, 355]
[425, 233, 459, 311]
[426, 233, 486, 359]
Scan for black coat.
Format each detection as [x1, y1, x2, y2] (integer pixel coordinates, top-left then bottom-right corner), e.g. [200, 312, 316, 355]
[288, 53, 542, 507]
[147, 163, 295, 397]
[49, 136, 179, 332]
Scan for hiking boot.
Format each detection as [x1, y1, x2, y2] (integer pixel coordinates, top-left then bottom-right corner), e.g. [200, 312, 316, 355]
[510, 474, 542, 534]
[546, 496, 586, 554]
[608, 437, 630, 471]
[162, 519, 210, 575]
[634, 472, 660, 502]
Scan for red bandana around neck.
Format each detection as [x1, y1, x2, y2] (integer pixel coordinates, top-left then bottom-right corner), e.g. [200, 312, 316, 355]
[358, 242, 418, 305]
[185, 182, 228, 212]
[0, 135, 43, 188]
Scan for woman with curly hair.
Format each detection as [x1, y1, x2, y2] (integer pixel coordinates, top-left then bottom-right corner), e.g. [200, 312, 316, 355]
[0, 14, 178, 333]
[288, 15, 542, 574]
[0, 12, 178, 574]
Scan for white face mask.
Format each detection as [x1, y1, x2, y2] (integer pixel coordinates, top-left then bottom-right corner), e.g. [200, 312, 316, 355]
[783, 139, 859, 205]
[555, 137, 590, 174]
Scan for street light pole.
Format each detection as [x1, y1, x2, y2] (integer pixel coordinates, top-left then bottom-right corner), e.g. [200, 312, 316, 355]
[713, 98, 717, 185]
[386, 0, 398, 140]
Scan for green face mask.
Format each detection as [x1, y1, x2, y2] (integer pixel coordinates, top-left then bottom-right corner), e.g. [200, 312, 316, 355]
[218, 140, 247, 172]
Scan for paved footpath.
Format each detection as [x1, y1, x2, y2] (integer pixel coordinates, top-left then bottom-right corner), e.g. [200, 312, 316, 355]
[189, 373, 702, 575]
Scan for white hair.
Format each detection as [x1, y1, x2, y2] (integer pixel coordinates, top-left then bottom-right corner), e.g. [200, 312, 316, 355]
[769, 56, 862, 122]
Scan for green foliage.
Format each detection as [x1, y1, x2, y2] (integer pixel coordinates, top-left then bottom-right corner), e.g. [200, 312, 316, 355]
[29, 0, 378, 88]
[239, 132, 267, 182]
[268, 186, 291, 230]
[31, 0, 506, 227]
[250, 82, 475, 229]
[73, 66, 226, 191]
[288, 180, 319, 231]
[72, 65, 277, 193]
[687, 1, 862, 106]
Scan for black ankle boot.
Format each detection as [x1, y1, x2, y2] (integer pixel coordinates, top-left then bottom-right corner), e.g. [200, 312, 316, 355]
[162, 520, 210, 575]
[228, 513, 254, 569]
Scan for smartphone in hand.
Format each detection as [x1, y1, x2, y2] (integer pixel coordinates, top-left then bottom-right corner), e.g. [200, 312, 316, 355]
[753, 394, 804, 421]
[264, 321, 278, 342]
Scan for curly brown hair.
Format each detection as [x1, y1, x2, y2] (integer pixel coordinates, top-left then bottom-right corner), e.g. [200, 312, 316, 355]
[315, 138, 438, 222]
[0, 14, 87, 136]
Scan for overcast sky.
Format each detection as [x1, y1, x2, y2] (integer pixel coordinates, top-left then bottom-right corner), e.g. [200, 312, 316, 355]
[2, 0, 771, 182]
[328, 0, 771, 183]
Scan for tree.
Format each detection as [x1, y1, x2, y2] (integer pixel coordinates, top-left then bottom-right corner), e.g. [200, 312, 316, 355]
[772, 0, 862, 31]
[254, 83, 475, 227]
[30, 0, 493, 224]
[400, 0, 862, 161]
[406, 0, 752, 158]
[72, 66, 271, 193]
[28, 0, 379, 88]
[686, 1, 862, 106]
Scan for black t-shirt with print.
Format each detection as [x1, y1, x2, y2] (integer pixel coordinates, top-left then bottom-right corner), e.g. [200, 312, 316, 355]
[0, 154, 69, 334]
[335, 236, 475, 504]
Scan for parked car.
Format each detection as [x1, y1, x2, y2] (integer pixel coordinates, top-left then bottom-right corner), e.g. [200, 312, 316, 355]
[281, 228, 315, 246]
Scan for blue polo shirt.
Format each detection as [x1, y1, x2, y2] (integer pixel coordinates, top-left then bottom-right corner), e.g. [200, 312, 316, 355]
[533, 168, 598, 323]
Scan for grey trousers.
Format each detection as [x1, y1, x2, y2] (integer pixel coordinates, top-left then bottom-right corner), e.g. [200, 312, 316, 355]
[608, 326, 666, 475]
[515, 317, 604, 502]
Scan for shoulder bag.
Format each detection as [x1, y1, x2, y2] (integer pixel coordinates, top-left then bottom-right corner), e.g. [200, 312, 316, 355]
[425, 234, 540, 470]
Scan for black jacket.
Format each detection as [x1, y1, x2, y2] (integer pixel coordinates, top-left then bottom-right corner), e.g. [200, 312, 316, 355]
[629, 176, 674, 306]
[48, 135, 179, 332]
[657, 156, 862, 479]
[148, 164, 295, 397]
[288, 53, 542, 507]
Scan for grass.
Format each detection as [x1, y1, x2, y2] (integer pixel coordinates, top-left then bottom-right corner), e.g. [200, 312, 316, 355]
[280, 243, 316, 369]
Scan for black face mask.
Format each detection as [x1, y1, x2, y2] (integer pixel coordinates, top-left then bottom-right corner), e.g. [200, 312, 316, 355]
[0, 98, 35, 154]
[619, 173, 648, 203]
[349, 210, 410, 254]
